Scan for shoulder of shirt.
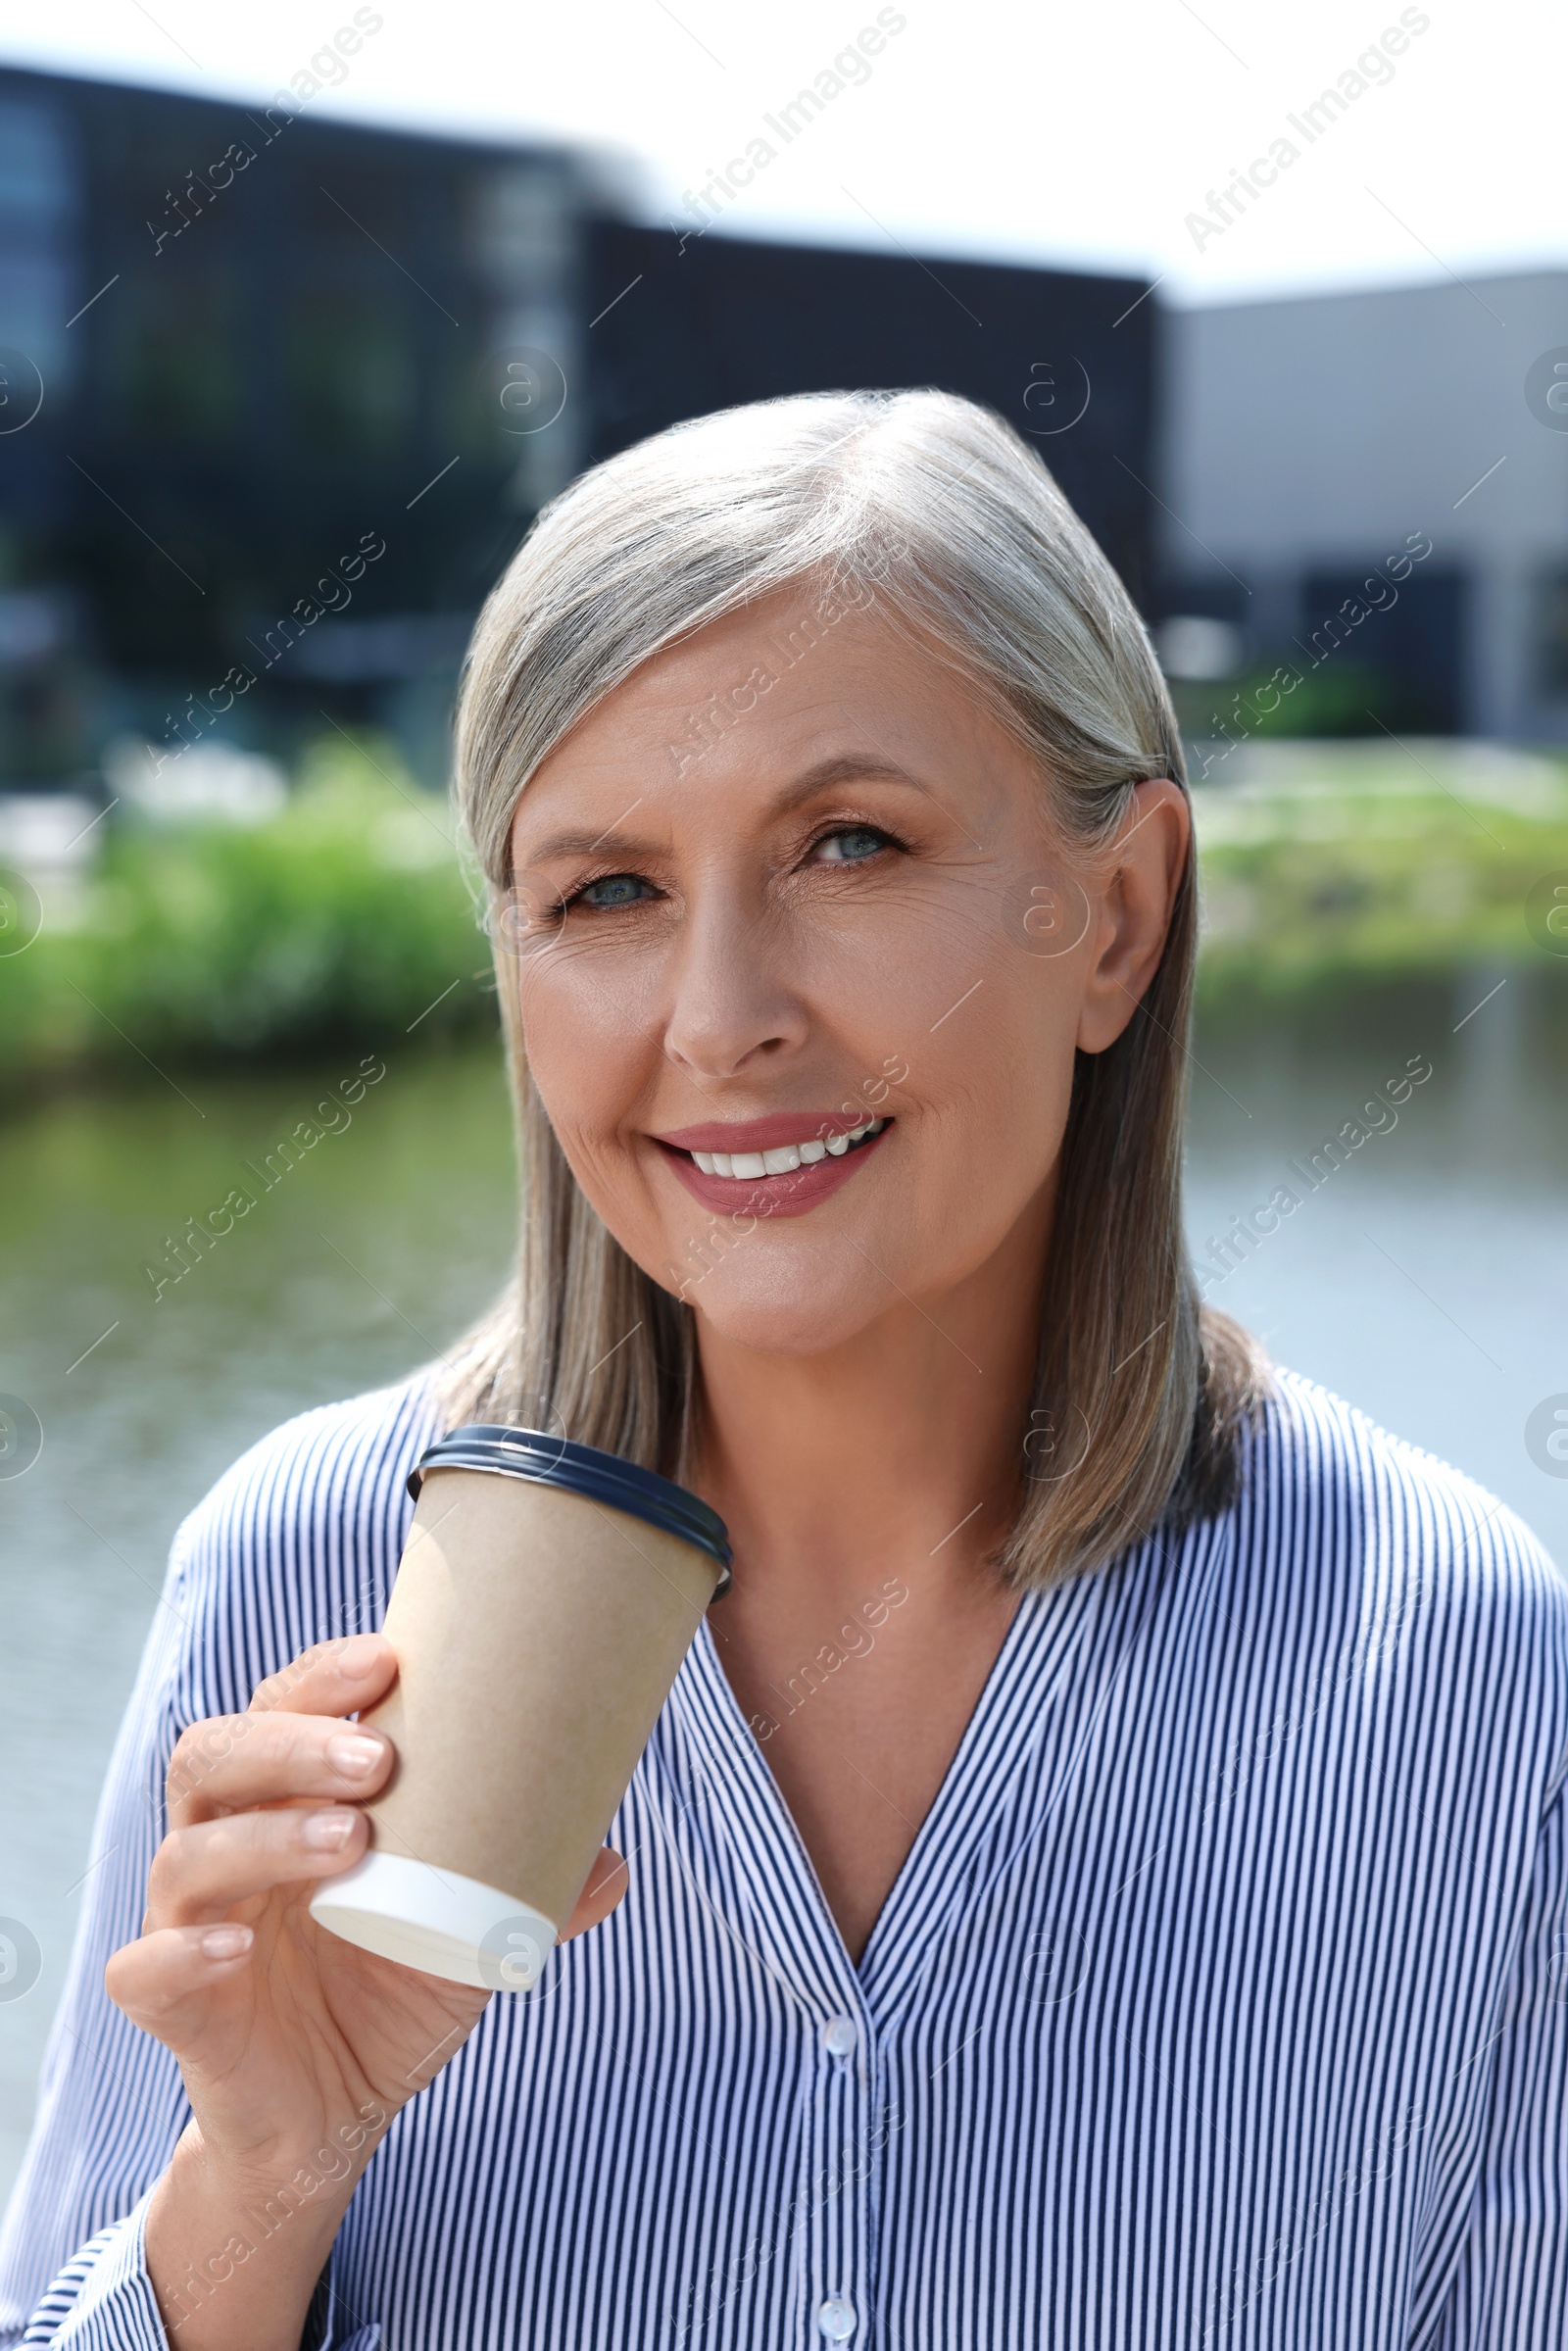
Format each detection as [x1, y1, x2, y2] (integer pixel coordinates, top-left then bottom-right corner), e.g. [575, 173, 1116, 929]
[1235, 1361, 1568, 1644]
[163, 1365, 447, 1665]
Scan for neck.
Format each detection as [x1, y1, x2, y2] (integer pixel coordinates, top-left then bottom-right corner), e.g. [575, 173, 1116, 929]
[690, 1183, 1053, 1611]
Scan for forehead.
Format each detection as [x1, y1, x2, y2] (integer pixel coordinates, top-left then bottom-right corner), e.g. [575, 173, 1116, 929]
[509, 585, 1028, 844]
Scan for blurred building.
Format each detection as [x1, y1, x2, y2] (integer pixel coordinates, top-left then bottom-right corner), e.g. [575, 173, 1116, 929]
[1160, 273, 1568, 744]
[0, 60, 1156, 795]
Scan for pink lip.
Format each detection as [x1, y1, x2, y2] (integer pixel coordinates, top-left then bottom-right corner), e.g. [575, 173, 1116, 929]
[656, 1120, 892, 1220]
[655, 1112, 867, 1151]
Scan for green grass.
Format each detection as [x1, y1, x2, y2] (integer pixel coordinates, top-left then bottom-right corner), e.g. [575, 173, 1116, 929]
[3, 734, 1567, 1094]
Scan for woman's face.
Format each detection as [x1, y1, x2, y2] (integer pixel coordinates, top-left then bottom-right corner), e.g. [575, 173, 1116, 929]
[506, 581, 1186, 1359]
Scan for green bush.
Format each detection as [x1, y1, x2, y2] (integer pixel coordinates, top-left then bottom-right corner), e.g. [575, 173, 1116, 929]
[0, 736, 496, 1090]
[1178, 662, 1444, 743]
[1193, 746, 1568, 1001]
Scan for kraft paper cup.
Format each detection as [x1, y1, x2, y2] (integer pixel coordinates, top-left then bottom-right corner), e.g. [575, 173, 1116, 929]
[309, 1426, 732, 1991]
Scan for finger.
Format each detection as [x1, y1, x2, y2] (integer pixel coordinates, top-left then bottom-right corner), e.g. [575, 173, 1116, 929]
[248, 1632, 397, 1720]
[107, 1918, 256, 2049]
[167, 1709, 394, 1826]
[106, 1922, 256, 2043]
[147, 1805, 370, 1929]
[560, 1847, 628, 1942]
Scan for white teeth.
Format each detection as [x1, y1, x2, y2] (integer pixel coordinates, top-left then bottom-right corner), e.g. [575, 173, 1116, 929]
[692, 1118, 886, 1179]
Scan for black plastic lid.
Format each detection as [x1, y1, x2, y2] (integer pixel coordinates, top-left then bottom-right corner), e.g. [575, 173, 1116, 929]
[407, 1424, 733, 1599]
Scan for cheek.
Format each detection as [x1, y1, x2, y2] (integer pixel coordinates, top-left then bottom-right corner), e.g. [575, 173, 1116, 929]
[915, 964, 1080, 1191]
[517, 934, 662, 1043]
[516, 951, 661, 1149]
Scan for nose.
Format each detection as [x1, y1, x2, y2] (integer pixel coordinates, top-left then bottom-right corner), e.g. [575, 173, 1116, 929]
[662, 890, 808, 1086]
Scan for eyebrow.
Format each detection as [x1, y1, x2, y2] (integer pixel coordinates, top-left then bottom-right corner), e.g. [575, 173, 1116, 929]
[514, 755, 930, 870]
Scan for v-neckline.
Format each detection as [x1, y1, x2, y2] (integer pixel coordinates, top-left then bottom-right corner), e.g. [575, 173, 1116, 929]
[671, 1564, 1105, 2012]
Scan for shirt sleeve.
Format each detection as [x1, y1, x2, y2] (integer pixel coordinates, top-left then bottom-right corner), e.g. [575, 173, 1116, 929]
[0, 1376, 425, 2351]
[1430, 1773, 1568, 2346]
[0, 1505, 197, 2349]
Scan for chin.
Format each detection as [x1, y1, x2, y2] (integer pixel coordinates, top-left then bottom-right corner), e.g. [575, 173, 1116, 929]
[670, 1248, 892, 1359]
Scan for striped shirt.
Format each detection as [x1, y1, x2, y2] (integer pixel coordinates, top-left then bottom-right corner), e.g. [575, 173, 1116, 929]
[1, 1364, 1565, 2349]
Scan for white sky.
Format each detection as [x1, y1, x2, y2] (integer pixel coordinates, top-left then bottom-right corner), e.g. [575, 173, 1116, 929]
[0, 0, 1558, 306]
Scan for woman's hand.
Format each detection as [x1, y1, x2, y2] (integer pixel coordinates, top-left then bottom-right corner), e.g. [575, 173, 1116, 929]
[108, 1632, 625, 2351]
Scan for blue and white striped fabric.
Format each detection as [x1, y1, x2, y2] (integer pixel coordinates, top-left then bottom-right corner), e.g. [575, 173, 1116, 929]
[2, 1365, 1565, 2348]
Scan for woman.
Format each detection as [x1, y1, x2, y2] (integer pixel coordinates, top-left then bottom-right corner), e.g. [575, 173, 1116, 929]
[1, 391, 1562, 2350]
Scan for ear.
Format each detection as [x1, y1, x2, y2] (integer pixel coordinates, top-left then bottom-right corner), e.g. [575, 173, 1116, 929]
[1075, 780, 1191, 1055]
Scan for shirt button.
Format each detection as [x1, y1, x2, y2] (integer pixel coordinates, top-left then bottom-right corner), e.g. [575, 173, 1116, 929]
[816, 2297, 857, 2340]
[821, 2016, 858, 2057]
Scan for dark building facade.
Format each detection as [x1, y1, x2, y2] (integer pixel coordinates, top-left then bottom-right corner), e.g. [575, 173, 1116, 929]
[581, 224, 1154, 607]
[0, 60, 1156, 789]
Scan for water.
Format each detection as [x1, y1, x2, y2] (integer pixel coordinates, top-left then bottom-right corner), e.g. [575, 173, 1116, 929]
[0, 1045, 519, 2194]
[1183, 967, 1568, 1562]
[1, 976, 1565, 2199]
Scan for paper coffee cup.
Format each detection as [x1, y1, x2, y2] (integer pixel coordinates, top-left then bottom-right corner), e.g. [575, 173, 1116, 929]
[309, 1426, 732, 1990]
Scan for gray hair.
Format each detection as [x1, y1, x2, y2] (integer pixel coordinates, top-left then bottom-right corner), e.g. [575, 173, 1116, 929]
[437, 389, 1265, 1588]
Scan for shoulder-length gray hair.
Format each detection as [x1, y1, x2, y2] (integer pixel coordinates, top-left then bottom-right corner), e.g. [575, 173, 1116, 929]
[433, 388, 1266, 1589]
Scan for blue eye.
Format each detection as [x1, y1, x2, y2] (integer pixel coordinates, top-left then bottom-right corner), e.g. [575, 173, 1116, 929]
[816, 827, 887, 863]
[579, 873, 648, 908]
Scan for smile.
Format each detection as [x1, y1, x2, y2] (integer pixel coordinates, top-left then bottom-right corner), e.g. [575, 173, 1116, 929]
[689, 1119, 888, 1179]
[655, 1115, 894, 1219]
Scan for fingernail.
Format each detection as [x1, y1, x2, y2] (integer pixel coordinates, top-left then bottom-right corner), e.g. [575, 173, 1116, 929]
[302, 1808, 358, 1850]
[327, 1733, 383, 1780]
[337, 1636, 383, 1681]
[202, 1924, 253, 1959]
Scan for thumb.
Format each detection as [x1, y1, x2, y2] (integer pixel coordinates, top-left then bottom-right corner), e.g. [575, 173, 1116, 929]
[560, 1847, 628, 1941]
